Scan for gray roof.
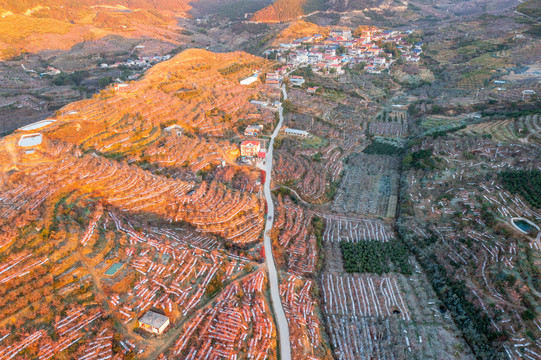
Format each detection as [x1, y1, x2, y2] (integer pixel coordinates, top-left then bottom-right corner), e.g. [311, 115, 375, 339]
[285, 128, 309, 136]
[139, 311, 169, 328]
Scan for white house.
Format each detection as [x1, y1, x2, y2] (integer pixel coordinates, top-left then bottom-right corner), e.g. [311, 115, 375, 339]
[373, 57, 387, 65]
[138, 311, 170, 335]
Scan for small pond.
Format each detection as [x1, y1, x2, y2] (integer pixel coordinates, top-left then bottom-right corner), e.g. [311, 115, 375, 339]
[105, 262, 124, 276]
[511, 218, 540, 234]
[18, 133, 42, 147]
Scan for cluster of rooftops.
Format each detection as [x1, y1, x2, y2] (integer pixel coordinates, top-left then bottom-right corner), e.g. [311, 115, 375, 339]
[265, 28, 424, 75]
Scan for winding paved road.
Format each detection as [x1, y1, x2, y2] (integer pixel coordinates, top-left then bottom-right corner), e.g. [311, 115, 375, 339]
[261, 85, 291, 360]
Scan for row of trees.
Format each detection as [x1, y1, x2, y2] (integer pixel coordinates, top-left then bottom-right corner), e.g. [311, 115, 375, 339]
[340, 240, 411, 275]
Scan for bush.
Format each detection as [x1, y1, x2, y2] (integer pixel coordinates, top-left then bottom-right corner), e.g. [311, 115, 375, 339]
[282, 99, 294, 114]
[363, 141, 403, 156]
[52, 71, 87, 86]
[402, 148, 435, 170]
[98, 77, 113, 88]
[205, 272, 224, 297]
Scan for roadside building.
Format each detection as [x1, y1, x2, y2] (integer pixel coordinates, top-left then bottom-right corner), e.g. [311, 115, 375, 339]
[240, 140, 261, 157]
[266, 72, 280, 81]
[138, 311, 170, 334]
[266, 79, 280, 87]
[284, 128, 310, 137]
[289, 76, 305, 86]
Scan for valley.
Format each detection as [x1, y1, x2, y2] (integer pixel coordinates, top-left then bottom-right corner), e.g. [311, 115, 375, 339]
[0, 0, 540, 359]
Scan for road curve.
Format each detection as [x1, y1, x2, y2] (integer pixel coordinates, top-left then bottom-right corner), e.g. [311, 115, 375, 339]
[262, 85, 291, 360]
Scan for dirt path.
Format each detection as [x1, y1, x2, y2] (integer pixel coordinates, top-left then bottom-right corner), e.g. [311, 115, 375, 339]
[271, 185, 327, 208]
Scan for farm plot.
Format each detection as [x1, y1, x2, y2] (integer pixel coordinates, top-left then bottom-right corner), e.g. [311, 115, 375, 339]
[141, 134, 239, 173]
[165, 270, 276, 360]
[272, 197, 332, 358]
[456, 71, 492, 90]
[320, 272, 471, 360]
[280, 274, 330, 359]
[0, 182, 263, 358]
[462, 114, 541, 145]
[0, 313, 120, 360]
[106, 211, 250, 321]
[272, 196, 317, 275]
[273, 150, 329, 202]
[420, 116, 467, 137]
[46, 49, 275, 144]
[332, 154, 400, 218]
[273, 142, 347, 203]
[341, 240, 411, 275]
[321, 274, 410, 320]
[368, 122, 408, 137]
[321, 215, 394, 243]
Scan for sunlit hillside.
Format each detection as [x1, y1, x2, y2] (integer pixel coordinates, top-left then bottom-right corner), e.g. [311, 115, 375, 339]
[251, 0, 307, 23]
[0, 48, 282, 358]
[0, 0, 193, 59]
[272, 20, 329, 45]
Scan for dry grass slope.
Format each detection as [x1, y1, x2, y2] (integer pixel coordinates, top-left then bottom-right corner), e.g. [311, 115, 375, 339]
[252, 0, 307, 23]
[272, 20, 329, 45]
[0, 0, 193, 59]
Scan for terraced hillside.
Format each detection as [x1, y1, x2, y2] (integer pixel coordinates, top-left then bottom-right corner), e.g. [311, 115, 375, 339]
[251, 0, 385, 22]
[462, 114, 541, 145]
[271, 20, 329, 45]
[0, 49, 281, 359]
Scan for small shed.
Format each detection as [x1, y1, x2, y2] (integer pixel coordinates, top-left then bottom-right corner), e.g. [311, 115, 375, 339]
[240, 74, 259, 85]
[138, 311, 170, 334]
[284, 128, 310, 137]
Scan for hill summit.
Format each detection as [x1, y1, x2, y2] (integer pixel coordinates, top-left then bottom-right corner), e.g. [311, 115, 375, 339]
[0, 0, 193, 59]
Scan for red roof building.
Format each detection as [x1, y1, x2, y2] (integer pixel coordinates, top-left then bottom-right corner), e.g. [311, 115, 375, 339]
[240, 140, 261, 157]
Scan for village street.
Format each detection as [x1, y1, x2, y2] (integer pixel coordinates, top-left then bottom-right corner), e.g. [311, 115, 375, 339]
[261, 84, 291, 360]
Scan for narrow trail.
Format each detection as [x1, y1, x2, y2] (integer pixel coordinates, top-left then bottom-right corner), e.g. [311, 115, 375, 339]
[261, 84, 291, 360]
